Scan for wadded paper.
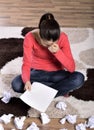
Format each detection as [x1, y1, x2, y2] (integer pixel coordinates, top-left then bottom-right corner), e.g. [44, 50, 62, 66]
[20, 82, 58, 112]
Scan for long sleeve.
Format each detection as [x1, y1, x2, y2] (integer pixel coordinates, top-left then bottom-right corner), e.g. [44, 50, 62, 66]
[54, 33, 75, 72]
[21, 33, 33, 83]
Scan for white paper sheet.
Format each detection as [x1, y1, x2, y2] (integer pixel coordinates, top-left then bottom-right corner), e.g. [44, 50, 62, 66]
[20, 82, 58, 112]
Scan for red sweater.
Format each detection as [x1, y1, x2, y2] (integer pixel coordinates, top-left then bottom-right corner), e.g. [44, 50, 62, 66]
[22, 32, 75, 83]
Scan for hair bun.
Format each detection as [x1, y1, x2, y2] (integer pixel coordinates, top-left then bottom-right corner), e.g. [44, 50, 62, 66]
[39, 13, 55, 28]
[46, 13, 54, 20]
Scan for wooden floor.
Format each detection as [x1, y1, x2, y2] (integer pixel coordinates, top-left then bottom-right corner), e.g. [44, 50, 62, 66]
[0, 0, 93, 129]
[0, 0, 94, 27]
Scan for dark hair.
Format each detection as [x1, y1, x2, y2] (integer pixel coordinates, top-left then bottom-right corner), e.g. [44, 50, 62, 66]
[39, 13, 60, 42]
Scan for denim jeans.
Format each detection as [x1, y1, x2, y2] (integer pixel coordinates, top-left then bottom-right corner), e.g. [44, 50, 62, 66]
[11, 69, 85, 96]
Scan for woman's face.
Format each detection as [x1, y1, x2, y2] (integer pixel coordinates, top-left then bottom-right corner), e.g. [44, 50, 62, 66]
[41, 39, 58, 48]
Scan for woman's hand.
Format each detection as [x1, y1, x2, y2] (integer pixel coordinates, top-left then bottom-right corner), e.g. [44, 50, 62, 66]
[48, 43, 60, 53]
[24, 81, 32, 91]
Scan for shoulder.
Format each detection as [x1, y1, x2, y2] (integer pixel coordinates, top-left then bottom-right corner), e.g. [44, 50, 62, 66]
[59, 32, 69, 42]
[23, 29, 40, 47]
[60, 32, 68, 39]
[58, 32, 69, 46]
[24, 32, 33, 41]
[25, 29, 39, 39]
[23, 32, 35, 47]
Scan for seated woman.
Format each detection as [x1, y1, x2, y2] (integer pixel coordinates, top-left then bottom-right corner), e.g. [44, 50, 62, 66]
[11, 12, 85, 97]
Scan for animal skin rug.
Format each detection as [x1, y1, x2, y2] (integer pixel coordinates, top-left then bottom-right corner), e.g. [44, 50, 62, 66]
[0, 27, 94, 118]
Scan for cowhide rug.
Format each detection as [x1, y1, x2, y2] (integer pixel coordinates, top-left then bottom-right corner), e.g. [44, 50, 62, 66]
[0, 27, 94, 118]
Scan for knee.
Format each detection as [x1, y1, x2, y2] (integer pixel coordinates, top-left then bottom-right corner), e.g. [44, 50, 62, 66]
[73, 71, 85, 87]
[11, 75, 24, 93]
[11, 79, 18, 92]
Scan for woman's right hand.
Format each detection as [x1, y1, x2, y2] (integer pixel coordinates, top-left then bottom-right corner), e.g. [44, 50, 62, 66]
[48, 43, 60, 53]
[24, 81, 32, 91]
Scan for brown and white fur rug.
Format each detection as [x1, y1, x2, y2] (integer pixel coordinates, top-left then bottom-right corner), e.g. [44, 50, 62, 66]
[0, 27, 94, 118]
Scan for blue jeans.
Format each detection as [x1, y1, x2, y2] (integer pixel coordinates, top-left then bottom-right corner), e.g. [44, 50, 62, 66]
[11, 69, 85, 96]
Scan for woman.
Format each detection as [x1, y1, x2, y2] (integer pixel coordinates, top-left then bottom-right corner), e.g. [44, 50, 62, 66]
[12, 13, 84, 97]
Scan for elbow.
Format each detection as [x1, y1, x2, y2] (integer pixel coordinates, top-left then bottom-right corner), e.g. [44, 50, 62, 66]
[69, 62, 75, 73]
[67, 61, 75, 73]
[70, 68, 75, 73]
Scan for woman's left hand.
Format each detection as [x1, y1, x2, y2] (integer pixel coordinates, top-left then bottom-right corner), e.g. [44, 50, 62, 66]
[48, 43, 60, 53]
